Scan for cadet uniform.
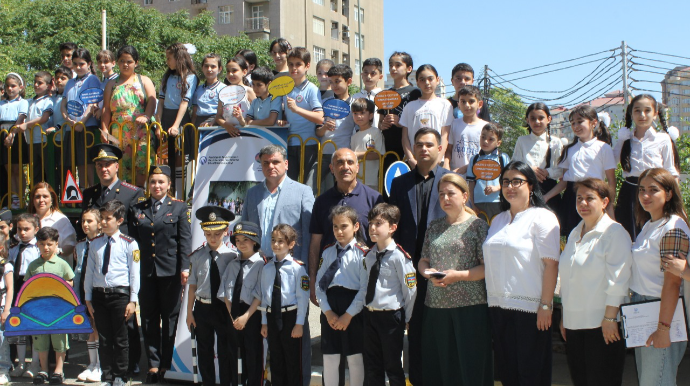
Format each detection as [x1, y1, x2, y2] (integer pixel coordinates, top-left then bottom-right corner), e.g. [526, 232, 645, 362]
[259, 253, 309, 386]
[84, 231, 141, 385]
[219, 221, 267, 386]
[362, 242, 417, 386]
[188, 206, 236, 386]
[128, 165, 192, 381]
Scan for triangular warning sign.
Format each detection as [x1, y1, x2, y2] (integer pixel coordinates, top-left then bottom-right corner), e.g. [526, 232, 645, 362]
[61, 170, 83, 204]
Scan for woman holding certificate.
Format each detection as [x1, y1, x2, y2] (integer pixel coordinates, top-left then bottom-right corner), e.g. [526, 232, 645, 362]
[629, 168, 689, 386]
[558, 178, 632, 386]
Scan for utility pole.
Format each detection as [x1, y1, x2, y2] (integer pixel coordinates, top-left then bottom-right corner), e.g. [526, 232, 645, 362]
[621, 41, 630, 109]
[101, 10, 107, 50]
[357, 0, 363, 90]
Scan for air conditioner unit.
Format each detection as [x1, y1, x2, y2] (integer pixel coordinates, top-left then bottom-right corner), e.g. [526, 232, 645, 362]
[343, 25, 349, 31]
[343, 31, 349, 37]
[331, 50, 337, 56]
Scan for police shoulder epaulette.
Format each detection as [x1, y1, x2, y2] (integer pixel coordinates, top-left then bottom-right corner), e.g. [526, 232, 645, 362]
[364, 248, 374, 257]
[120, 181, 139, 191]
[396, 244, 412, 260]
[322, 242, 336, 252]
[189, 244, 205, 257]
[171, 198, 185, 203]
[355, 242, 369, 254]
[293, 259, 305, 266]
[120, 234, 134, 243]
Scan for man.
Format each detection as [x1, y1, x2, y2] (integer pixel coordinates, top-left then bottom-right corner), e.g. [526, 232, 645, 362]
[242, 144, 314, 386]
[81, 143, 144, 376]
[388, 128, 453, 386]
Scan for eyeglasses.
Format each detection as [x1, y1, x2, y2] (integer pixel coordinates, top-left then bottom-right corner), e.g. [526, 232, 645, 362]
[501, 178, 527, 188]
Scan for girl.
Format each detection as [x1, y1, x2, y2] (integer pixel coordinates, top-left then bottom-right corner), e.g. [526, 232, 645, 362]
[512, 103, 564, 213]
[315, 206, 367, 386]
[268, 38, 291, 76]
[260, 224, 309, 386]
[191, 53, 226, 128]
[74, 209, 102, 383]
[215, 57, 256, 137]
[0, 232, 13, 385]
[0, 73, 28, 209]
[399, 64, 452, 169]
[235, 49, 257, 86]
[97, 50, 118, 90]
[614, 94, 679, 239]
[629, 168, 688, 386]
[544, 106, 616, 236]
[16, 71, 53, 185]
[155, 43, 198, 190]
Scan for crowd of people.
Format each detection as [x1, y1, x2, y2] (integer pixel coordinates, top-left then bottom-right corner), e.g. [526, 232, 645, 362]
[0, 36, 689, 386]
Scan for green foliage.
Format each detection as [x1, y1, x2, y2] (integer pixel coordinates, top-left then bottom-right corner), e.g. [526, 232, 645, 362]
[488, 88, 527, 156]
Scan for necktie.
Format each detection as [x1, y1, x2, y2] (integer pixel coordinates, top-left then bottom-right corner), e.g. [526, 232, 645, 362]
[319, 245, 349, 291]
[100, 187, 109, 202]
[79, 241, 90, 292]
[102, 237, 112, 274]
[14, 243, 28, 285]
[272, 260, 286, 331]
[365, 251, 386, 306]
[231, 260, 248, 318]
[209, 251, 223, 308]
[153, 200, 161, 215]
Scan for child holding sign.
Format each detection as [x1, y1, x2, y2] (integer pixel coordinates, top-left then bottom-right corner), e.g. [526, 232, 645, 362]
[350, 99, 385, 190]
[234, 67, 282, 127]
[216, 56, 255, 137]
[466, 123, 510, 222]
[192, 53, 226, 127]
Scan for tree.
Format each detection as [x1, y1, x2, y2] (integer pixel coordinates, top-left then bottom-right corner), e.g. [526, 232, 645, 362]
[487, 87, 527, 156]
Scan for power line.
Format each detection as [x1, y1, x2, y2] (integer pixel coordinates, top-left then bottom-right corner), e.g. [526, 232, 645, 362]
[631, 79, 690, 89]
[629, 49, 690, 62]
[629, 86, 688, 98]
[489, 56, 616, 84]
[630, 68, 690, 82]
[491, 48, 617, 77]
[629, 55, 690, 69]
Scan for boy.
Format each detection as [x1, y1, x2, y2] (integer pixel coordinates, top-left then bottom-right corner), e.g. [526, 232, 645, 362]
[448, 63, 474, 118]
[235, 66, 282, 127]
[51, 66, 73, 185]
[84, 200, 140, 386]
[16, 71, 54, 185]
[352, 58, 384, 125]
[0, 210, 12, 241]
[445, 85, 488, 175]
[316, 59, 335, 102]
[350, 98, 385, 190]
[58, 43, 77, 76]
[362, 203, 416, 386]
[25, 227, 75, 385]
[318, 64, 357, 192]
[284, 47, 324, 194]
[185, 206, 236, 386]
[466, 123, 510, 222]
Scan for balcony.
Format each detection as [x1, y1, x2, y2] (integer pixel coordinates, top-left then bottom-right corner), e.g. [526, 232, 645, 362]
[191, 0, 207, 4]
[245, 17, 270, 40]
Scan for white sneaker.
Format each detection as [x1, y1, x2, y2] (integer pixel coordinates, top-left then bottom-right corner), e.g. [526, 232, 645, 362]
[23, 362, 40, 378]
[86, 366, 102, 383]
[78, 364, 95, 381]
[113, 377, 127, 386]
[9, 363, 25, 377]
[0, 373, 10, 385]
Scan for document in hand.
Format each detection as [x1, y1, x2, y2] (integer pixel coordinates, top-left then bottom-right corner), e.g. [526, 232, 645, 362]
[620, 297, 688, 348]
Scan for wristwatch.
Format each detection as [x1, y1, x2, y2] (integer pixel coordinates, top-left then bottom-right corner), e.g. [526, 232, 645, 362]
[539, 302, 552, 311]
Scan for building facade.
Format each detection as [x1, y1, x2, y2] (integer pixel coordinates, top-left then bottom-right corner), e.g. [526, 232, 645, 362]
[553, 90, 625, 141]
[661, 66, 690, 133]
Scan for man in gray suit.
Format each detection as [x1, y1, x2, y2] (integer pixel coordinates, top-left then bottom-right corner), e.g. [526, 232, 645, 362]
[242, 144, 314, 386]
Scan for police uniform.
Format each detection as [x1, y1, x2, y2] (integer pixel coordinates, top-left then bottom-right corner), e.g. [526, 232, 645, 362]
[188, 206, 236, 386]
[259, 253, 309, 386]
[127, 165, 192, 380]
[84, 231, 141, 383]
[362, 241, 417, 386]
[218, 221, 267, 386]
[74, 236, 99, 305]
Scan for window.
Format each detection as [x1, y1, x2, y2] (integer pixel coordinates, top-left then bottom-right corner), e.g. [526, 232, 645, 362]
[683, 107, 690, 113]
[353, 6, 363, 22]
[331, 22, 339, 39]
[355, 33, 364, 49]
[355, 59, 361, 75]
[313, 0, 324, 5]
[313, 46, 326, 63]
[313, 17, 325, 35]
[331, 49, 339, 62]
[218, 5, 233, 24]
[331, 0, 337, 12]
[144, 0, 152, 4]
[684, 89, 690, 95]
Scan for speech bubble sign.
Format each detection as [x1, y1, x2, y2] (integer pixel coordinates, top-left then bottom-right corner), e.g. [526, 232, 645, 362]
[374, 90, 402, 110]
[80, 88, 104, 104]
[219, 85, 247, 105]
[323, 99, 351, 119]
[472, 159, 502, 181]
[268, 76, 295, 101]
[66, 100, 85, 117]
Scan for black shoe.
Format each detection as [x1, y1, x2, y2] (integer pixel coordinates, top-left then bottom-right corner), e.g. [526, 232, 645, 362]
[158, 369, 167, 384]
[128, 364, 140, 376]
[144, 372, 158, 384]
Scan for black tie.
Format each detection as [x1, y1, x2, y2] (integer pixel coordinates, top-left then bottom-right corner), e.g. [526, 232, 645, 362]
[319, 245, 349, 291]
[101, 187, 109, 202]
[153, 200, 161, 215]
[272, 260, 286, 331]
[79, 241, 90, 294]
[365, 251, 386, 305]
[231, 260, 248, 318]
[209, 251, 223, 308]
[14, 243, 28, 287]
[102, 237, 112, 274]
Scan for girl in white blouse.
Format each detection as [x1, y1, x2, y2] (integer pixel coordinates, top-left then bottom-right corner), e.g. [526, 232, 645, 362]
[629, 168, 688, 386]
[483, 161, 560, 386]
[613, 94, 679, 240]
[558, 178, 632, 386]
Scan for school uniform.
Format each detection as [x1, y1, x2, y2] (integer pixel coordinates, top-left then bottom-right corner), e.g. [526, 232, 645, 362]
[0, 96, 29, 166]
[319, 96, 356, 192]
[63, 73, 102, 166]
[192, 80, 225, 127]
[259, 254, 309, 386]
[84, 231, 141, 383]
[25, 94, 53, 182]
[101, 73, 118, 91]
[245, 95, 282, 123]
[362, 241, 417, 386]
[74, 236, 100, 305]
[512, 132, 564, 214]
[158, 74, 198, 172]
[8, 238, 40, 295]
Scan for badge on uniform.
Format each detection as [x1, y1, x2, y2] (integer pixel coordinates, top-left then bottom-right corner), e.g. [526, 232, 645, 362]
[138, 213, 145, 219]
[319, 258, 323, 269]
[187, 210, 191, 223]
[301, 276, 309, 291]
[138, 197, 146, 202]
[405, 272, 416, 288]
[133, 250, 141, 263]
[166, 213, 172, 216]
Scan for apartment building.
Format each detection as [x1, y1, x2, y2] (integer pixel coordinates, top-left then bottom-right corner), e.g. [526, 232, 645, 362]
[661, 66, 690, 133]
[554, 90, 625, 141]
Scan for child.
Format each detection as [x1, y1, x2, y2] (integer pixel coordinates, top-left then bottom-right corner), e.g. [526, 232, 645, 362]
[0, 210, 11, 240]
[512, 103, 564, 213]
[350, 98, 385, 190]
[191, 53, 226, 128]
[84, 200, 140, 386]
[59, 43, 77, 74]
[400, 64, 452, 169]
[0, 231, 13, 385]
[544, 106, 616, 236]
[216, 56, 256, 136]
[448, 63, 474, 118]
[235, 49, 257, 86]
[235, 66, 282, 127]
[362, 203, 416, 386]
[352, 58, 383, 125]
[466, 123, 511, 222]
[316, 206, 368, 386]
[220, 221, 266, 386]
[16, 71, 53, 185]
[73, 209, 102, 383]
[445, 85, 487, 175]
[260, 224, 309, 386]
[283, 47, 324, 193]
[269, 38, 291, 76]
[613, 94, 679, 239]
[97, 50, 117, 91]
[316, 59, 335, 101]
[25, 227, 75, 385]
[0, 72, 28, 209]
[186, 206, 236, 386]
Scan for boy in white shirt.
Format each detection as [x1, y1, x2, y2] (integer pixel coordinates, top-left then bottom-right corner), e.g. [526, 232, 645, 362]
[445, 86, 487, 175]
[350, 99, 385, 191]
[352, 58, 384, 126]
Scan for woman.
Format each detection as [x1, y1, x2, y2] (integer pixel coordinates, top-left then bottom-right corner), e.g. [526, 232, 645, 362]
[482, 161, 560, 386]
[661, 247, 690, 324]
[28, 182, 77, 263]
[127, 165, 192, 383]
[418, 173, 492, 386]
[558, 178, 632, 386]
[629, 168, 688, 386]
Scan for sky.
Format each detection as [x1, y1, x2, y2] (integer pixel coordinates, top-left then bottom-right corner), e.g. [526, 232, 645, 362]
[382, 0, 690, 106]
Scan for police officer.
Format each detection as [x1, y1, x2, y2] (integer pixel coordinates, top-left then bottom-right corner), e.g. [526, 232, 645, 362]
[128, 165, 192, 383]
[186, 206, 236, 386]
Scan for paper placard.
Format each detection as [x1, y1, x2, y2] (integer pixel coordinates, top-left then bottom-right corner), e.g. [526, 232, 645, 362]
[621, 297, 688, 348]
[218, 85, 246, 105]
[374, 90, 402, 109]
[66, 100, 85, 117]
[80, 88, 104, 104]
[268, 76, 295, 101]
[472, 159, 502, 180]
[323, 99, 351, 119]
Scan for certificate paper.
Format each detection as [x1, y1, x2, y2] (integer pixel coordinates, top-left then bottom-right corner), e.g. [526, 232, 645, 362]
[621, 298, 688, 348]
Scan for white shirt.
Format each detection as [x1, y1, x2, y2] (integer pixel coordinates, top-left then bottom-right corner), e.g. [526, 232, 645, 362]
[483, 207, 560, 313]
[448, 118, 487, 173]
[613, 127, 678, 178]
[631, 215, 690, 297]
[41, 210, 77, 252]
[399, 98, 453, 146]
[559, 215, 632, 329]
[350, 125, 385, 189]
[560, 138, 616, 182]
[352, 88, 382, 126]
[512, 132, 564, 180]
[1, 263, 14, 307]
